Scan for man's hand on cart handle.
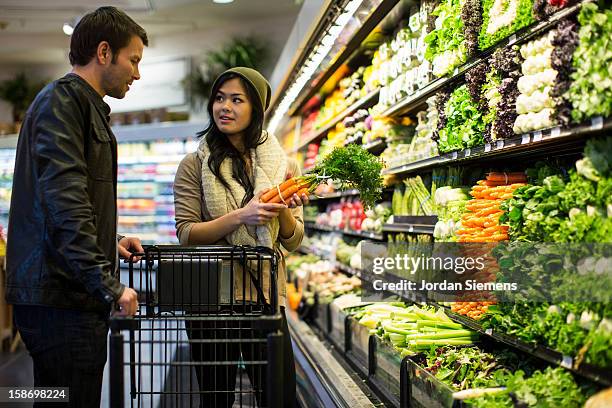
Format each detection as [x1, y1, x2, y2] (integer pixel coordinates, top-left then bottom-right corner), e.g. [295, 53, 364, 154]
[118, 236, 144, 262]
[115, 287, 138, 316]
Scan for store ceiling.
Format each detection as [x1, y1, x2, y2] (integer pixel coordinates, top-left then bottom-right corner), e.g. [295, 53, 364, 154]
[0, 0, 302, 66]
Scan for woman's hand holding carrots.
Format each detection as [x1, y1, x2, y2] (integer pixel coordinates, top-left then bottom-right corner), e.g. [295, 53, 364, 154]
[285, 191, 310, 209]
[238, 191, 287, 226]
[260, 177, 313, 207]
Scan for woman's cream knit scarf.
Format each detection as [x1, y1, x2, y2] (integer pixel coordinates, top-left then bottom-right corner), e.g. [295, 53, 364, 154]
[196, 132, 287, 249]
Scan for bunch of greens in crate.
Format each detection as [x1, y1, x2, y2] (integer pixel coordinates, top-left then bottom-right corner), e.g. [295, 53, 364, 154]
[465, 367, 589, 408]
[418, 346, 534, 391]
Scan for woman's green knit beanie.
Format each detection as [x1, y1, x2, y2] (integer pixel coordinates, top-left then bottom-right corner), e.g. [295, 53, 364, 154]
[213, 67, 271, 111]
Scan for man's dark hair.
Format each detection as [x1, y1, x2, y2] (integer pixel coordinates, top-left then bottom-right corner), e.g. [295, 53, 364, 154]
[69, 6, 148, 66]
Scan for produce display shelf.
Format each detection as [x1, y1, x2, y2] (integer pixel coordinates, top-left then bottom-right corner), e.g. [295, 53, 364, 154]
[381, 0, 589, 119]
[118, 176, 175, 183]
[382, 223, 435, 235]
[335, 262, 362, 279]
[383, 117, 611, 176]
[297, 245, 332, 259]
[118, 193, 174, 199]
[293, 89, 380, 153]
[308, 189, 360, 201]
[442, 309, 612, 387]
[118, 155, 185, 165]
[288, 0, 399, 116]
[363, 139, 387, 155]
[304, 221, 385, 241]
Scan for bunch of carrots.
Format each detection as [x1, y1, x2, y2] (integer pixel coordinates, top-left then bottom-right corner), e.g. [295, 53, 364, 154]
[260, 176, 316, 205]
[455, 172, 527, 242]
[260, 145, 385, 209]
[451, 172, 527, 321]
[451, 301, 495, 320]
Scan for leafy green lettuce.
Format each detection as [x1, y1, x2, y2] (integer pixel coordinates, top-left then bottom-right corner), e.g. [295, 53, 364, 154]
[567, 2, 612, 122]
[437, 85, 486, 153]
[479, 0, 535, 50]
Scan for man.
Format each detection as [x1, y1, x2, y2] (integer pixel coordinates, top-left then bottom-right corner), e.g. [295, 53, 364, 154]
[6, 7, 147, 407]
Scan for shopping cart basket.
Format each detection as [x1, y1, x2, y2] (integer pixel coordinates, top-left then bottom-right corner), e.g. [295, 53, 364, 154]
[109, 245, 284, 408]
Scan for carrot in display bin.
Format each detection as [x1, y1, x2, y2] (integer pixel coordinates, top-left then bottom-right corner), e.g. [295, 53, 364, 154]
[455, 172, 526, 243]
[260, 145, 385, 210]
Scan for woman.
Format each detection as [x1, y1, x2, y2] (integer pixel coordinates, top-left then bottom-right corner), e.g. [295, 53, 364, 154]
[174, 67, 305, 407]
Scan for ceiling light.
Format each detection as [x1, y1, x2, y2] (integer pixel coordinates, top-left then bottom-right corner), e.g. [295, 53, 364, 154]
[213, 0, 234, 3]
[62, 22, 74, 36]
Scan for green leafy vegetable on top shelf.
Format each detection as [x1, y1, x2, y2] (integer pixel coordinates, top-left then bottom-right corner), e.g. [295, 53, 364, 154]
[566, 2, 612, 122]
[466, 367, 589, 408]
[479, 0, 535, 50]
[437, 85, 486, 153]
[311, 144, 384, 210]
[425, 0, 469, 77]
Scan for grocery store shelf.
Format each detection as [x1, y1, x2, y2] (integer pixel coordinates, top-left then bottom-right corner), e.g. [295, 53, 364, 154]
[308, 189, 360, 202]
[0, 134, 18, 149]
[381, 0, 589, 118]
[304, 221, 384, 241]
[118, 193, 173, 199]
[362, 139, 387, 155]
[293, 90, 379, 153]
[335, 262, 362, 279]
[442, 308, 612, 387]
[382, 223, 435, 235]
[118, 154, 185, 165]
[288, 0, 399, 116]
[383, 117, 611, 176]
[113, 120, 205, 142]
[118, 175, 175, 183]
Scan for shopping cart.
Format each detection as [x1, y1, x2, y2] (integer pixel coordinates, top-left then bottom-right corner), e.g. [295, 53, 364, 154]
[109, 245, 284, 408]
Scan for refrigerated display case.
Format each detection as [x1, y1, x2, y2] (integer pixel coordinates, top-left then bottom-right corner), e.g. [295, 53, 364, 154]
[270, 0, 612, 406]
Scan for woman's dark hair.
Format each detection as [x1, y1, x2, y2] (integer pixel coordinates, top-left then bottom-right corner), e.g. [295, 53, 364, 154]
[69, 6, 148, 66]
[198, 72, 267, 206]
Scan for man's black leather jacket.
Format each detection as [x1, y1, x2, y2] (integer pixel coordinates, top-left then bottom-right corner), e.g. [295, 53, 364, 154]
[6, 73, 125, 311]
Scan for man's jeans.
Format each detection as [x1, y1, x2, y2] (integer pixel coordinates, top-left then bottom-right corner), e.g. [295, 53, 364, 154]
[14, 305, 109, 407]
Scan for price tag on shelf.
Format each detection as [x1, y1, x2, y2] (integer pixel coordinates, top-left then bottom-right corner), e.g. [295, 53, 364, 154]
[451, 151, 458, 160]
[496, 140, 505, 149]
[521, 134, 531, 144]
[484, 143, 492, 152]
[485, 329, 493, 335]
[591, 116, 604, 130]
[408, 225, 414, 233]
[508, 34, 517, 44]
[551, 126, 561, 138]
[533, 131, 543, 142]
[561, 355, 573, 369]
[453, 67, 459, 76]
[464, 148, 471, 157]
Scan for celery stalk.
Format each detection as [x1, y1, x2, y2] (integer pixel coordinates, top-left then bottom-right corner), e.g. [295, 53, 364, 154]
[405, 330, 476, 340]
